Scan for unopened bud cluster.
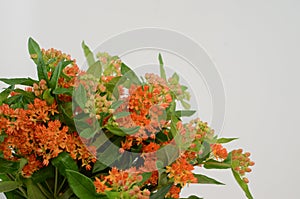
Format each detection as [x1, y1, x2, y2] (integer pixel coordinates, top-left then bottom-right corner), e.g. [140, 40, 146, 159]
[232, 149, 255, 183]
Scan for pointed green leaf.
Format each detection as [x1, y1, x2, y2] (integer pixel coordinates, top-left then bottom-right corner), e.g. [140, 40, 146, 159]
[53, 87, 73, 95]
[171, 72, 179, 84]
[0, 158, 20, 174]
[74, 84, 88, 109]
[0, 181, 22, 193]
[180, 100, 191, 110]
[28, 38, 47, 82]
[31, 165, 55, 184]
[0, 78, 38, 86]
[105, 191, 121, 199]
[121, 63, 141, 85]
[204, 160, 231, 169]
[175, 110, 196, 117]
[49, 60, 72, 89]
[137, 172, 152, 186]
[217, 138, 238, 144]
[180, 196, 203, 199]
[158, 53, 166, 80]
[0, 86, 13, 105]
[82, 41, 96, 67]
[28, 37, 42, 64]
[87, 61, 102, 79]
[66, 170, 99, 199]
[52, 152, 78, 177]
[24, 179, 47, 199]
[106, 126, 140, 137]
[42, 89, 54, 105]
[110, 100, 124, 110]
[113, 111, 130, 119]
[193, 174, 224, 185]
[232, 169, 254, 199]
[80, 128, 97, 139]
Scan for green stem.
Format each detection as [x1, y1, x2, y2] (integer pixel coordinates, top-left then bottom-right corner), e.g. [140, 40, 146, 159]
[56, 177, 66, 195]
[54, 167, 58, 197]
[45, 180, 53, 194]
[6, 173, 27, 198]
[37, 183, 53, 199]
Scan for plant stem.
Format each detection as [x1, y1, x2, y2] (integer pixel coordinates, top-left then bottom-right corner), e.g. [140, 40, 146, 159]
[56, 177, 66, 195]
[6, 173, 27, 198]
[37, 183, 53, 199]
[54, 167, 58, 197]
[45, 180, 54, 194]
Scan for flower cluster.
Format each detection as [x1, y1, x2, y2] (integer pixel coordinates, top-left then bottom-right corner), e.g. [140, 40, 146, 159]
[232, 149, 255, 183]
[0, 38, 254, 199]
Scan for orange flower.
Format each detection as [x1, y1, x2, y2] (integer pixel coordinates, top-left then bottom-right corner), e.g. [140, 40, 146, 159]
[211, 144, 228, 160]
[142, 142, 160, 153]
[94, 177, 111, 193]
[166, 185, 181, 198]
[166, 156, 197, 186]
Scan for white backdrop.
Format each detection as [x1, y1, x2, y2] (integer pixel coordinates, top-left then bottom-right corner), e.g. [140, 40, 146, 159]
[1, 0, 300, 198]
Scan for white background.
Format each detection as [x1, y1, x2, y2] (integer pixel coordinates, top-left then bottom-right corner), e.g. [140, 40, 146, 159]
[1, 0, 300, 198]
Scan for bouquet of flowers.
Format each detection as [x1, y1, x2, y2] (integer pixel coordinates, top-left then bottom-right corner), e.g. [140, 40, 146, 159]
[0, 38, 254, 199]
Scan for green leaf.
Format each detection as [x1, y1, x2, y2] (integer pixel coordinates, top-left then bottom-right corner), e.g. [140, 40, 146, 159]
[105, 191, 120, 199]
[180, 196, 203, 199]
[197, 141, 211, 163]
[0, 78, 38, 86]
[52, 152, 78, 177]
[97, 138, 122, 168]
[59, 103, 75, 130]
[175, 110, 196, 117]
[171, 72, 179, 84]
[150, 183, 172, 199]
[18, 158, 27, 173]
[31, 165, 54, 184]
[158, 53, 166, 81]
[137, 172, 152, 186]
[42, 89, 54, 105]
[106, 126, 140, 137]
[0, 181, 22, 193]
[87, 61, 102, 79]
[13, 89, 35, 100]
[121, 63, 141, 85]
[28, 38, 47, 82]
[193, 174, 224, 185]
[92, 160, 108, 173]
[0, 158, 20, 174]
[24, 178, 47, 199]
[4, 190, 26, 199]
[113, 111, 130, 119]
[203, 160, 231, 169]
[170, 114, 179, 138]
[82, 41, 96, 67]
[232, 169, 254, 199]
[49, 61, 72, 89]
[0, 86, 13, 105]
[181, 85, 188, 91]
[74, 84, 88, 109]
[216, 137, 238, 144]
[28, 37, 42, 64]
[80, 128, 97, 139]
[110, 100, 124, 110]
[53, 87, 73, 95]
[65, 170, 99, 199]
[180, 99, 191, 110]
[0, 133, 7, 143]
